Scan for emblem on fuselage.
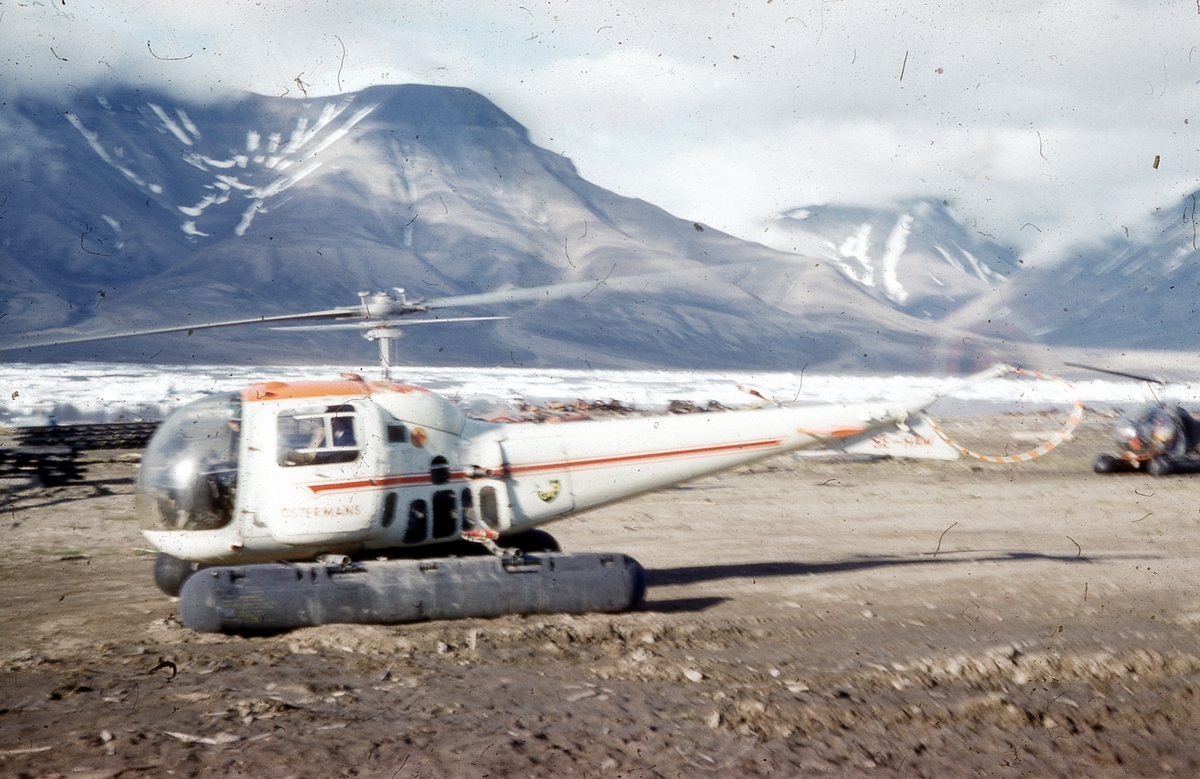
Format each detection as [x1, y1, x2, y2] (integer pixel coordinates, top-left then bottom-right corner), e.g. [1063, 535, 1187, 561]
[411, 427, 428, 448]
[537, 480, 561, 502]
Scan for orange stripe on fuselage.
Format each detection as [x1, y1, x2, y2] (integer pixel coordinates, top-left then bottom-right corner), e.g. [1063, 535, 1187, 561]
[242, 379, 427, 402]
[797, 426, 865, 438]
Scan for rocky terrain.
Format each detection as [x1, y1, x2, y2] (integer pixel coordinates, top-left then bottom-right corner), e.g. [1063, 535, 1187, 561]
[2, 410, 1200, 777]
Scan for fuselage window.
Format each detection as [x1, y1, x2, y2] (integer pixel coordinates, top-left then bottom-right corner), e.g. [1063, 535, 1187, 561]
[461, 488, 477, 530]
[331, 416, 356, 447]
[278, 409, 359, 466]
[381, 492, 398, 529]
[387, 424, 408, 444]
[404, 499, 428, 544]
[432, 489, 458, 539]
[479, 486, 499, 530]
[431, 455, 451, 485]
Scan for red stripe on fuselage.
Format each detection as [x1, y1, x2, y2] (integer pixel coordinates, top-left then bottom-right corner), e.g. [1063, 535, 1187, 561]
[306, 470, 467, 494]
[506, 438, 784, 477]
[303, 438, 783, 494]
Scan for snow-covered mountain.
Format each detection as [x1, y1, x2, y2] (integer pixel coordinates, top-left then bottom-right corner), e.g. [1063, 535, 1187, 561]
[767, 194, 1200, 357]
[1, 85, 981, 372]
[977, 197, 1200, 350]
[764, 200, 1019, 322]
[2, 83, 1189, 373]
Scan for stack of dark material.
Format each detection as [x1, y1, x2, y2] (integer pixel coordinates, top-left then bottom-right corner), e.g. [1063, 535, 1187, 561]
[0, 447, 83, 486]
[1, 421, 160, 486]
[15, 421, 159, 450]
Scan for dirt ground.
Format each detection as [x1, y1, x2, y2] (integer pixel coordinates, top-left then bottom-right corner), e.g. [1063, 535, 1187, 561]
[3, 410, 1200, 778]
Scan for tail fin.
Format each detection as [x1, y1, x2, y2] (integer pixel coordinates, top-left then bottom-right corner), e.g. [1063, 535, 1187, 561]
[834, 417, 961, 461]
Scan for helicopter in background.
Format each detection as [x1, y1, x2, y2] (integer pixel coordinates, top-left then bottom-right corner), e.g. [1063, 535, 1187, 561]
[3, 279, 1029, 632]
[1067, 363, 1200, 476]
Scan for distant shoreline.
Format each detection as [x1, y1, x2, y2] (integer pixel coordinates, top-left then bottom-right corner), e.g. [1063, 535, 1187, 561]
[0, 362, 1180, 426]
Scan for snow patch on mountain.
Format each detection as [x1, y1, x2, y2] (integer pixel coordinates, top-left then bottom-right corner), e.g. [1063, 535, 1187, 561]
[881, 214, 913, 304]
[834, 223, 874, 286]
[65, 113, 158, 193]
[148, 103, 195, 146]
[66, 93, 379, 240]
[767, 200, 1018, 322]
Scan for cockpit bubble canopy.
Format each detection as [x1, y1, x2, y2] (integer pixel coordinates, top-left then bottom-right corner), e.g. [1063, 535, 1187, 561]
[137, 393, 241, 533]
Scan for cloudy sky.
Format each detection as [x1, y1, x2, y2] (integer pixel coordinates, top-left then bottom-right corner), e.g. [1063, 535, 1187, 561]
[5, 0, 1200, 265]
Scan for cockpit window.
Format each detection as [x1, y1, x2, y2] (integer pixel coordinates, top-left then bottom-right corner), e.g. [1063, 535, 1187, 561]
[137, 392, 241, 532]
[278, 406, 359, 466]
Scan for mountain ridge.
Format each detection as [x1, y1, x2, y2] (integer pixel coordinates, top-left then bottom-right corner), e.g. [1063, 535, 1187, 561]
[4, 84, 972, 372]
[3, 83, 1189, 373]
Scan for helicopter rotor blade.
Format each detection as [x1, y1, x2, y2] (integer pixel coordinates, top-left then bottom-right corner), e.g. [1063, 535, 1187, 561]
[1063, 362, 1166, 385]
[0, 265, 733, 353]
[269, 316, 509, 332]
[416, 268, 699, 310]
[1, 307, 362, 350]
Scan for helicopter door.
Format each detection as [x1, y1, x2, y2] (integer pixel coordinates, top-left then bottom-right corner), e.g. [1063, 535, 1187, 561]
[499, 435, 575, 527]
[262, 403, 381, 545]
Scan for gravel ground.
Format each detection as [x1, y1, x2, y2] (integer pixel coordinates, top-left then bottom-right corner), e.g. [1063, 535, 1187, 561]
[2, 410, 1200, 778]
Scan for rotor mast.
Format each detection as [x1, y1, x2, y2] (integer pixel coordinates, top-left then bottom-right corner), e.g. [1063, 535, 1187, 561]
[358, 288, 419, 381]
[364, 325, 401, 380]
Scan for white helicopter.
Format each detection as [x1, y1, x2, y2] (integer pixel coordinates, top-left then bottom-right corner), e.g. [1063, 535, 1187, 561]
[5, 281, 1023, 632]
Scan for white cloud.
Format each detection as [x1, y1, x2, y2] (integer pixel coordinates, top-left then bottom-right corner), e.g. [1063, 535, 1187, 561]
[5, 0, 1200, 264]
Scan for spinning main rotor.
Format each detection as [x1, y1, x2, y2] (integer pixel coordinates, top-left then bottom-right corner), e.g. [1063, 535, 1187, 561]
[2, 271, 681, 378]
